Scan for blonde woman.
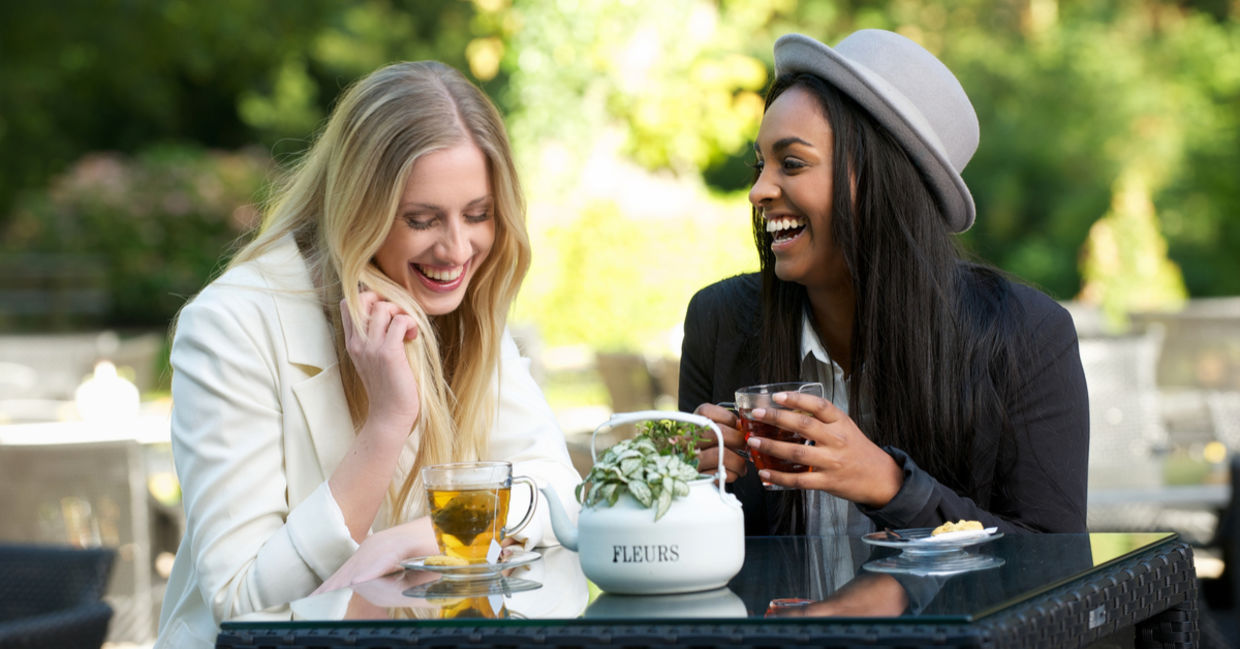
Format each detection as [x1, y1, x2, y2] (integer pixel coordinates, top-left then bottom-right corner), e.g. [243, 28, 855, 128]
[156, 61, 581, 648]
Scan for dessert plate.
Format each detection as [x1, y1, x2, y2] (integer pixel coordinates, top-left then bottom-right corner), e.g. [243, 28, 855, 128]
[862, 527, 1001, 556]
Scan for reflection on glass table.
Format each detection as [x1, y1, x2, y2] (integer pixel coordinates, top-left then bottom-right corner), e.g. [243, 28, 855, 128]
[277, 545, 590, 622]
[221, 531, 1198, 649]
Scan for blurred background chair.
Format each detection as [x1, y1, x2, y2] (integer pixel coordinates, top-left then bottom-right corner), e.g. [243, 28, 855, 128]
[1197, 452, 1240, 647]
[0, 543, 115, 649]
[1206, 391, 1240, 451]
[0, 436, 175, 646]
[1079, 324, 1229, 543]
[1080, 325, 1168, 490]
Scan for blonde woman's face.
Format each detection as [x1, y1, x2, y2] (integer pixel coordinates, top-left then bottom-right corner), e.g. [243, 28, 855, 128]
[375, 142, 496, 316]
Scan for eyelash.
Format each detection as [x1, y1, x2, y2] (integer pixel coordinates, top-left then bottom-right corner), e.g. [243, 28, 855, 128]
[748, 158, 805, 173]
[403, 212, 492, 230]
[404, 215, 434, 231]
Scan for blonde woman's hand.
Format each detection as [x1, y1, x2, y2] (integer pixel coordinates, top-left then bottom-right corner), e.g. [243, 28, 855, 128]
[314, 517, 439, 596]
[341, 291, 421, 435]
[692, 403, 748, 483]
[742, 391, 903, 507]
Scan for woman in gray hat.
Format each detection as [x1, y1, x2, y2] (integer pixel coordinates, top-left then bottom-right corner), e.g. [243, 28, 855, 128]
[679, 30, 1088, 537]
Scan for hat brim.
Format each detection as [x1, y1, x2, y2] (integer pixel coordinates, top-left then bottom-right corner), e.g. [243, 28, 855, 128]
[774, 33, 975, 233]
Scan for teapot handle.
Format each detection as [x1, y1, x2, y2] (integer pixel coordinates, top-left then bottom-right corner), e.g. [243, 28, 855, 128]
[591, 410, 728, 501]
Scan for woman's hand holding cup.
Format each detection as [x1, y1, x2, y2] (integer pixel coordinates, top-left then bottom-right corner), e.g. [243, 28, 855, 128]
[743, 390, 902, 507]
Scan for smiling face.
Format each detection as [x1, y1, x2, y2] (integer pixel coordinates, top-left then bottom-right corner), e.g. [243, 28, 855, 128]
[374, 142, 496, 316]
[749, 86, 850, 294]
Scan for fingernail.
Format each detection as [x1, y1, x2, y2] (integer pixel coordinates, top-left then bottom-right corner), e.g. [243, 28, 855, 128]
[758, 469, 771, 481]
[773, 392, 787, 403]
[751, 408, 766, 418]
[747, 437, 760, 448]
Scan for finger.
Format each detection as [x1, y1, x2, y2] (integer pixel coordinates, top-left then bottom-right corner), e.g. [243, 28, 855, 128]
[366, 300, 399, 344]
[746, 434, 817, 467]
[698, 446, 721, 473]
[757, 467, 823, 491]
[694, 403, 739, 429]
[358, 289, 379, 313]
[709, 423, 745, 452]
[691, 404, 743, 449]
[384, 313, 416, 347]
[699, 448, 744, 484]
[723, 449, 748, 479]
[749, 406, 819, 447]
[772, 390, 844, 423]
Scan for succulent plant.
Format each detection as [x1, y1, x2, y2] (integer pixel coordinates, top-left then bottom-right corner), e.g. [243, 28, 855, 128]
[574, 419, 710, 521]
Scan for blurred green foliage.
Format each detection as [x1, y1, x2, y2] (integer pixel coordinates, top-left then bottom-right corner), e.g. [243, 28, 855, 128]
[3, 146, 273, 327]
[2, 0, 1238, 351]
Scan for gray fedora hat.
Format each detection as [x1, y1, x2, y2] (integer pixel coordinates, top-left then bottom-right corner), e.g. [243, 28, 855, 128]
[774, 30, 979, 233]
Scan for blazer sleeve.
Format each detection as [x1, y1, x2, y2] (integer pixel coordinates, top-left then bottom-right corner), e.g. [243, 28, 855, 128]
[859, 289, 1090, 533]
[170, 287, 357, 624]
[487, 328, 582, 548]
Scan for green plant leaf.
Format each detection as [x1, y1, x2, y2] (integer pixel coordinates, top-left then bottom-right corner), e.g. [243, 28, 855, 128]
[674, 479, 689, 498]
[620, 456, 642, 477]
[575, 418, 711, 515]
[629, 480, 653, 507]
[654, 488, 673, 520]
[605, 483, 620, 507]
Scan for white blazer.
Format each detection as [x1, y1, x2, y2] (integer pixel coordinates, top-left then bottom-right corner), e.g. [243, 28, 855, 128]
[155, 238, 581, 648]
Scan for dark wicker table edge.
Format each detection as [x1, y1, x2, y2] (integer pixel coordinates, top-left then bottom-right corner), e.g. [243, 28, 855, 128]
[217, 540, 1198, 649]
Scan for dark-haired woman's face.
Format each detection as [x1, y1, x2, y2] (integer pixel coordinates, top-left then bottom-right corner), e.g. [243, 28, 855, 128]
[749, 86, 849, 294]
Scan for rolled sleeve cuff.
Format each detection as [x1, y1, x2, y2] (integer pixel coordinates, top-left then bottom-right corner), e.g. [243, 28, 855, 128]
[285, 481, 360, 581]
[857, 447, 936, 529]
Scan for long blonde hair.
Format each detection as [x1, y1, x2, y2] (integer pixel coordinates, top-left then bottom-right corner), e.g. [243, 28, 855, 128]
[230, 61, 530, 521]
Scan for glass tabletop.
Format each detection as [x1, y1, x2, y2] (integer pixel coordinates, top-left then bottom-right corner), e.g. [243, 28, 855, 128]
[224, 532, 1177, 627]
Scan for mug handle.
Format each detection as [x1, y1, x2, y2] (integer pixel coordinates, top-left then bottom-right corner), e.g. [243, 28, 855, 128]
[502, 475, 538, 539]
[795, 382, 825, 397]
[715, 401, 749, 460]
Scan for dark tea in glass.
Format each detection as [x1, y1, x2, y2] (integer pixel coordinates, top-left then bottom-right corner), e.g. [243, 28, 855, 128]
[733, 381, 824, 490]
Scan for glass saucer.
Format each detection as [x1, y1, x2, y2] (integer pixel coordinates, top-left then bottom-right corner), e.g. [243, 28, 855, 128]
[402, 576, 542, 599]
[400, 549, 541, 580]
[863, 553, 1005, 578]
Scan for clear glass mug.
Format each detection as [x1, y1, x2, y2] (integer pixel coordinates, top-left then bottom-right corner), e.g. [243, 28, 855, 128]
[727, 381, 825, 490]
[421, 461, 536, 563]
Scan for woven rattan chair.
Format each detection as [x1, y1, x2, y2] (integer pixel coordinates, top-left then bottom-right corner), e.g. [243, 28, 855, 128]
[0, 543, 115, 649]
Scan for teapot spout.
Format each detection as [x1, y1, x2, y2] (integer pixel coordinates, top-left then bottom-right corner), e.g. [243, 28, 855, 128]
[538, 485, 579, 552]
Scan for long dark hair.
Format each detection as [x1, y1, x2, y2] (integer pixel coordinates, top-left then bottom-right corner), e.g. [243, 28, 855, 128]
[754, 73, 1023, 510]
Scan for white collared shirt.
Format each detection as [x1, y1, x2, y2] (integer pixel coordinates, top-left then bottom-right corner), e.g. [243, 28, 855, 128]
[798, 309, 876, 546]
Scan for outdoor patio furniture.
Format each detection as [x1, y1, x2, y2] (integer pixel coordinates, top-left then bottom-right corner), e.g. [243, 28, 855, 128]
[0, 543, 115, 649]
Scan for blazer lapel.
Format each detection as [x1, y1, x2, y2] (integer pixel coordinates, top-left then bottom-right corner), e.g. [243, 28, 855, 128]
[292, 363, 353, 479]
[264, 240, 354, 480]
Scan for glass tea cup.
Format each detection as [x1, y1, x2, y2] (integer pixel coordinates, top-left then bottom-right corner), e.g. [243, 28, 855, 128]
[421, 461, 537, 564]
[732, 381, 824, 490]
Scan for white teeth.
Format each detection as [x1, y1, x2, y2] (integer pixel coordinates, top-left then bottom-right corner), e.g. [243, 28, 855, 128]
[416, 265, 463, 282]
[765, 217, 806, 233]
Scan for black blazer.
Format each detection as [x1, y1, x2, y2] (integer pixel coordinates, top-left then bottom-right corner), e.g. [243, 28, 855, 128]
[678, 273, 1089, 535]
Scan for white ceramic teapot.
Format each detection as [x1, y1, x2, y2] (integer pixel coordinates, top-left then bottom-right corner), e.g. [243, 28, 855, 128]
[540, 410, 745, 595]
